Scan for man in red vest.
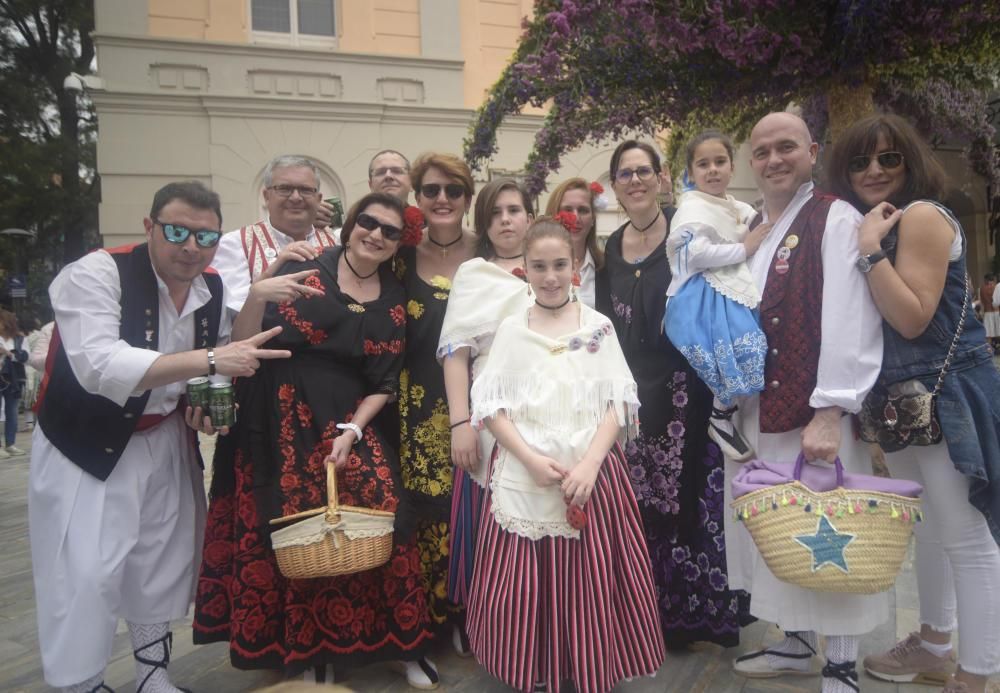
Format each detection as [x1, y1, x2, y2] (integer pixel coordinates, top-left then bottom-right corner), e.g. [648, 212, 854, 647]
[728, 113, 884, 692]
[212, 155, 337, 312]
[28, 181, 292, 693]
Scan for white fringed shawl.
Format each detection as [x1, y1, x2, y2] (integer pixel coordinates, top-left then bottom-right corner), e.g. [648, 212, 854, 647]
[668, 191, 761, 308]
[470, 304, 640, 540]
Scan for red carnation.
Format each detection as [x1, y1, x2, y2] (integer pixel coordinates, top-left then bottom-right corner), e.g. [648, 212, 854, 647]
[589, 181, 604, 195]
[554, 210, 580, 234]
[402, 206, 425, 247]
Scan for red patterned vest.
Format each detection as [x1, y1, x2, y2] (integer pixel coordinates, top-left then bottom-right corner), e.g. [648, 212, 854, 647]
[239, 221, 336, 280]
[756, 191, 836, 433]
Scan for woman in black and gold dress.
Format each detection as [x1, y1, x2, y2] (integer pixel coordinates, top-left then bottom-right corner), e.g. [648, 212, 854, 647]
[193, 193, 439, 688]
[395, 153, 478, 656]
[597, 140, 751, 650]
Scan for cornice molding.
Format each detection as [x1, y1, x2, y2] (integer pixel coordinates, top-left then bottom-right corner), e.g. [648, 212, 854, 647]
[93, 32, 465, 71]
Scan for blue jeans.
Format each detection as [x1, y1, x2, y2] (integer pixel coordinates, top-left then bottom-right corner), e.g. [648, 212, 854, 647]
[2, 390, 18, 447]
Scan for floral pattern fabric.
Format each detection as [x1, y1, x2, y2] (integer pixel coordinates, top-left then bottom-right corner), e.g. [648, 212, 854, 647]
[597, 223, 751, 649]
[193, 247, 434, 671]
[394, 245, 461, 632]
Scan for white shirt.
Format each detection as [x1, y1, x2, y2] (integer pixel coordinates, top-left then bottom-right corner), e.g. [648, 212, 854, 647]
[577, 249, 597, 309]
[211, 217, 329, 312]
[48, 249, 233, 414]
[748, 182, 882, 414]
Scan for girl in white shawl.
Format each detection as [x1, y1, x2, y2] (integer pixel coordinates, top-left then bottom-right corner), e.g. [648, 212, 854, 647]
[466, 217, 664, 693]
[663, 130, 772, 461]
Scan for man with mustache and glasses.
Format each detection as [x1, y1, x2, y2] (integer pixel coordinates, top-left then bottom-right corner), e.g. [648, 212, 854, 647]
[368, 149, 413, 204]
[28, 181, 291, 693]
[211, 154, 338, 312]
[726, 112, 884, 693]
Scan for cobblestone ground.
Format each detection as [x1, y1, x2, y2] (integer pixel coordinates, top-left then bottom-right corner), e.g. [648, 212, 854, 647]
[1, 427, 997, 692]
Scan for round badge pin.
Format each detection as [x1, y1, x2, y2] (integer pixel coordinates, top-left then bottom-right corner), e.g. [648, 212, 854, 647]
[784, 234, 799, 249]
[775, 259, 790, 275]
[776, 246, 791, 261]
[264, 247, 278, 260]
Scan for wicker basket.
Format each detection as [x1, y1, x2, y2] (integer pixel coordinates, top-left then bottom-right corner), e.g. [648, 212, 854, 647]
[270, 460, 394, 579]
[732, 456, 921, 594]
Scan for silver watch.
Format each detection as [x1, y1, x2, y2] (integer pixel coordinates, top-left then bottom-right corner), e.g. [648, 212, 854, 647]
[856, 249, 887, 273]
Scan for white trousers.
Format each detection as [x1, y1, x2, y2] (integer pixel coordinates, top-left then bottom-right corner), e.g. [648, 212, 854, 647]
[28, 413, 206, 687]
[884, 442, 1000, 676]
[724, 397, 889, 635]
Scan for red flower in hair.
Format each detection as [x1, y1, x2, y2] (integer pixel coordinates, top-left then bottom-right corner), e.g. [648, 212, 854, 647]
[554, 210, 580, 234]
[589, 181, 604, 195]
[511, 266, 527, 281]
[402, 206, 425, 246]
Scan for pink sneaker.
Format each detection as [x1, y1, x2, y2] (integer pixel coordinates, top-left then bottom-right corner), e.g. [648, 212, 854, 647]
[863, 632, 955, 685]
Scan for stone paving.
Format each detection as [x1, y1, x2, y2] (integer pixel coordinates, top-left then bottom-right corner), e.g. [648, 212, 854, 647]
[1, 427, 997, 692]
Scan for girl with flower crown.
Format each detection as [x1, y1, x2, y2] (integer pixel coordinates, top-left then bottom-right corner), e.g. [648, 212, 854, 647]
[544, 178, 607, 308]
[438, 178, 534, 618]
[466, 216, 664, 693]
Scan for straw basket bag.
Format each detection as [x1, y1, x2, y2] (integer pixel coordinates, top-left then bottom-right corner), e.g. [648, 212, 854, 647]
[731, 455, 921, 594]
[270, 461, 394, 578]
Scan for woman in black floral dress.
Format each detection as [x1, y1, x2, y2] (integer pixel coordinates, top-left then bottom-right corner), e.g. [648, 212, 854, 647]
[394, 153, 478, 656]
[193, 193, 438, 687]
[597, 140, 750, 649]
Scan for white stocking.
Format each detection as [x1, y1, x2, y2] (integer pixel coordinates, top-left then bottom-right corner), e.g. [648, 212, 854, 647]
[822, 635, 859, 693]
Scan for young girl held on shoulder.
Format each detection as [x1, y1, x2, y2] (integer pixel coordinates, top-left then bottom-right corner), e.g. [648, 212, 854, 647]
[664, 130, 772, 461]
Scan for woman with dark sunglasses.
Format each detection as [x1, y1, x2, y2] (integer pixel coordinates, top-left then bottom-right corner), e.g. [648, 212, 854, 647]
[193, 192, 440, 688]
[392, 152, 478, 667]
[826, 113, 1000, 693]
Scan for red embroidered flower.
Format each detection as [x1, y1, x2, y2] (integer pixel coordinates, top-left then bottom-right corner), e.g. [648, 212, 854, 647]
[393, 600, 420, 631]
[203, 540, 232, 569]
[237, 498, 258, 529]
[296, 401, 313, 427]
[303, 274, 325, 295]
[326, 597, 354, 625]
[572, 271, 581, 287]
[511, 266, 527, 281]
[391, 555, 411, 578]
[297, 617, 316, 645]
[589, 181, 604, 195]
[240, 559, 276, 590]
[200, 593, 228, 619]
[389, 304, 405, 326]
[402, 206, 425, 247]
[554, 210, 580, 234]
[241, 606, 267, 641]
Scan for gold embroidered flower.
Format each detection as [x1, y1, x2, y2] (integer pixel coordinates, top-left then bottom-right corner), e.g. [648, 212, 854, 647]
[429, 275, 451, 291]
[407, 300, 424, 319]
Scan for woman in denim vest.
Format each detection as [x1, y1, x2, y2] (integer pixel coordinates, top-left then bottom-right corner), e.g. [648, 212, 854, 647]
[826, 113, 1000, 693]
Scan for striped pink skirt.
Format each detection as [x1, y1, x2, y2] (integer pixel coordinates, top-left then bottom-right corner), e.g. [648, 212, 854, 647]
[466, 444, 665, 693]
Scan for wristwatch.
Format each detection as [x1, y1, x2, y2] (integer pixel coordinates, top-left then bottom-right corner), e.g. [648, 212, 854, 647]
[856, 249, 887, 273]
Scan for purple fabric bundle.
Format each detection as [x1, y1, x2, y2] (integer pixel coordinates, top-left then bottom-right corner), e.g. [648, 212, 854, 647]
[732, 455, 923, 500]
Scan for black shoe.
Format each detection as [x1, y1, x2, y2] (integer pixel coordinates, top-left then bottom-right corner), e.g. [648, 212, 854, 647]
[708, 406, 754, 462]
[133, 632, 191, 693]
[822, 660, 859, 692]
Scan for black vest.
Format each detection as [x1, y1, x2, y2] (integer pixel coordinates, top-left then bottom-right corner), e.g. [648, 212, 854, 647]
[36, 243, 223, 481]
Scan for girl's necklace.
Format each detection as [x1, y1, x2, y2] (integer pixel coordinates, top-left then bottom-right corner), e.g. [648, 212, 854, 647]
[428, 230, 463, 258]
[535, 296, 571, 312]
[344, 251, 378, 287]
[495, 252, 523, 260]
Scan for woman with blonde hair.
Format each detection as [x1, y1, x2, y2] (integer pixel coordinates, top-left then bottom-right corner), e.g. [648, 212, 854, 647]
[545, 177, 604, 308]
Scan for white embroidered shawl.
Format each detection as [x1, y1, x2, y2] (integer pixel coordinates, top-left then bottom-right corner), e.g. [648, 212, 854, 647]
[668, 191, 761, 308]
[470, 304, 639, 540]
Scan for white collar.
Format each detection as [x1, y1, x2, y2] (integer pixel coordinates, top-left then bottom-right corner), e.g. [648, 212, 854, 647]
[152, 266, 213, 319]
[265, 216, 317, 244]
[762, 181, 814, 224]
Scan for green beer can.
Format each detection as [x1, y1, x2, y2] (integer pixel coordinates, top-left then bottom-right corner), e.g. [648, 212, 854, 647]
[209, 382, 236, 428]
[186, 376, 211, 414]
[325, 195, 345, 228]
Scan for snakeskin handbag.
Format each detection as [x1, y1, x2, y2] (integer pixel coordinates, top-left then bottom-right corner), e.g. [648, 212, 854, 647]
[859, 276, 969, 453]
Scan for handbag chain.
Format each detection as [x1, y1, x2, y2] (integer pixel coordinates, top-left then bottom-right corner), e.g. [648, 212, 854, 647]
[930, 274, 970, 398]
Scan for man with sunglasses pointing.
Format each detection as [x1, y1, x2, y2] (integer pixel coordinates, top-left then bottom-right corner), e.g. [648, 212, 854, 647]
[28, 181, 292, 693]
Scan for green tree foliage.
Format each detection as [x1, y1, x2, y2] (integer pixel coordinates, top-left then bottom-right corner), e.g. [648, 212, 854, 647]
[0, 0, 97, 311]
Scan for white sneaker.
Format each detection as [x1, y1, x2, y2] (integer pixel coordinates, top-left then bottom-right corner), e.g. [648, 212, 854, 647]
[6, 445, 26, 456]
[0, 448, 10, 460]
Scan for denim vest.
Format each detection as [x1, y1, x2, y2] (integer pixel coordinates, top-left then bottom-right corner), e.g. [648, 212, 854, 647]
[879, 201, 992, 385]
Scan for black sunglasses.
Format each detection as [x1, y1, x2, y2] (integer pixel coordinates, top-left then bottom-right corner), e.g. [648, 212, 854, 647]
[355, 212, 403, 241]
[848, 151, 904, 174]
[419, 183, 466, 200]
[156, 220, 222, 248]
